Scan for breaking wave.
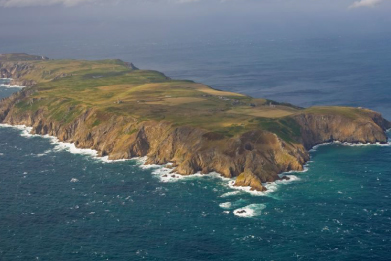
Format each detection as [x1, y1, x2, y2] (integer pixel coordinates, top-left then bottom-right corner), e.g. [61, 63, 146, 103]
[233, 204, 266, 218]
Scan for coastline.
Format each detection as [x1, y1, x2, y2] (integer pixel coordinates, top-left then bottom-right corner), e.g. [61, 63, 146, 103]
[0, 123, 301, 197]
[1, 122, 389, 198]
[1, 55, 390, 192]
[0, 78, 25, 89]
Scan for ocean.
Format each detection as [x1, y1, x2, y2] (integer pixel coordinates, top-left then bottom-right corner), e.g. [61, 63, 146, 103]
[1, 35, 391, 260]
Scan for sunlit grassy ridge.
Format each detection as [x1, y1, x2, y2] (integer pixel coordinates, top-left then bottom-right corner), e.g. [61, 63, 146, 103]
[9, 55, 371, 140]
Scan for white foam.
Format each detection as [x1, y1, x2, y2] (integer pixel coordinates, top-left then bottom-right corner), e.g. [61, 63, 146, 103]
[151, 166, 182, 183]
[99, 156, 131, 163]
[52, 139, 98, 157]
[219, 199, 248, 210]
[0, 78, 25, 88]
[0, 84, 25, 89]
[70, 178, 79, 183]
[227, 180, 269, 196]
[310, 140, 390, 152]
[0, 123, 305, 197]
[219, 202, 232, 209]
[181, 171, 231, 181]
[220, 191, 242, 198]
[0, 123, 100, 157]
[0, 79, 25, 89]
[148, 165, 232, 183]
[281, 165, 309, 175]
[4, 122, 388, 199]
[0, 124, 147, 167]
[233, 204, 266, 218]
[276, 175, 301, 184]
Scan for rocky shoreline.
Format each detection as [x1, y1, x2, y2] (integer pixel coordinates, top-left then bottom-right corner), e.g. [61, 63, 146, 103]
[1, 87, 389, 192]
[1, 55, 390, 191]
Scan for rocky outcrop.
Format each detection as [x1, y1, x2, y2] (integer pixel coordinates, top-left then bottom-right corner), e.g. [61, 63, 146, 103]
[0, 53, 48, 86]
[1, 56, 390, 192]
[0, 62, 37, 86]
[234, 170, 267, 191]
[2, 89, 389, 192]
[293, 112, 390, 149]
[0, 90, 310, 191]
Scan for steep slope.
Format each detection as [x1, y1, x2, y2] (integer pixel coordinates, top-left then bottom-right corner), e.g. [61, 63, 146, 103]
[1, 54, 389, 191]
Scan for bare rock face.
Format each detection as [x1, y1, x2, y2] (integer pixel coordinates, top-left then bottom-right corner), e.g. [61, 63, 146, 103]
[234, 170, 266, 191]
[293, 112, 390, 149]
[1, 88, 390, 191]
[0, 62, 37, 86]
[0, 91, 310, 190]
[1, 61, 390, 192]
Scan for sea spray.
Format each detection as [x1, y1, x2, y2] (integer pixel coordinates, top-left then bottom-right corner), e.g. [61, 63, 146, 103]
[233, 204, 267, 218]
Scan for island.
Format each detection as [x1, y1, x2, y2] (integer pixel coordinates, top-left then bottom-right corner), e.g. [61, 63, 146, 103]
[1, 53, 390, 191]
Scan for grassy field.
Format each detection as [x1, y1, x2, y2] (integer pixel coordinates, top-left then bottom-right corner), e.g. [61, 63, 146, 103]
[6, 54, 370, 141]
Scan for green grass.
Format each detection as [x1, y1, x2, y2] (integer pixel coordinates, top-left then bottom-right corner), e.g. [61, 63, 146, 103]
[6, 56, 378, 143]
[303, 106, 370, 120]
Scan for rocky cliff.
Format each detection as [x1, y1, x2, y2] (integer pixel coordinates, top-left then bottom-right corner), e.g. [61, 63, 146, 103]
[293, 111, 390, 149]
[1, 88, 389, 192]
[1, 55, 390, 192]
[0, 53, 49, 86]
[0, 62, 37, 86]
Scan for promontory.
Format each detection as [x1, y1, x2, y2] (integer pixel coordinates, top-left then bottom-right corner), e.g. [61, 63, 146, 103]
[1, 53, 390, 191]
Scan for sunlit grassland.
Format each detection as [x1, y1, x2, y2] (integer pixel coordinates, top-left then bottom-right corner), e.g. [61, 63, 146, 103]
[10, 56, 371, 140]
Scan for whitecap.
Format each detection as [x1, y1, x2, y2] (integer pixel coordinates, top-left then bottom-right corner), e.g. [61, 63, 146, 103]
[310, 140, 390, 152]
[0, 84, 25, 89]
[227, 180, 266, 196]
[51, 139, 98, 157]
[0, 79, 25, 89]
[99, 156, 131, 163]
[179, 171, 231, 182]
[233, 204, 266, 218]
[227, 180, 275, 196]
[219, 199, 248, 210]
[276, 175, 301, 184]
[219, 202, 232, 209]
[0, 124, 105, 158]
[151, 166, 182, 183]
[148, 165, 232, 183]
[70, 178, 79, 183]
[220, 191, 242, 198]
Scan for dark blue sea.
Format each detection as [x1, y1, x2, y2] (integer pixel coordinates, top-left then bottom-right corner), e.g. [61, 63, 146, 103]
[1, 35, 391, 260]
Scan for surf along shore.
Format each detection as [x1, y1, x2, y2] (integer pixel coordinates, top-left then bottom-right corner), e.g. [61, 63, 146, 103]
[1, 53, 390, 192]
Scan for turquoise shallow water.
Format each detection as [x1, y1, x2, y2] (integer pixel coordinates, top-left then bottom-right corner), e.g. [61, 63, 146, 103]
[0, 90, 390, 260]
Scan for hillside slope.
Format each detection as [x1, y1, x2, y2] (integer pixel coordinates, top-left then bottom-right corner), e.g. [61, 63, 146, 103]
[1, 54, 389, 191]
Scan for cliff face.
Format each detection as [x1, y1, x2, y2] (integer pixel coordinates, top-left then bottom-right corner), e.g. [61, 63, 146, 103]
[0, 53, 49, 86]
[1, 55, 390, 192]
[293, 112, 390, 149]
[0, 62, 37, 86]
[1, 89, 389, 192]
[0, 90, 310, 191]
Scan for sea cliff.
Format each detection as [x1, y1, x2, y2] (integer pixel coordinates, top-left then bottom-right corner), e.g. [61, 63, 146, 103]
[1, 54, 390, 191]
